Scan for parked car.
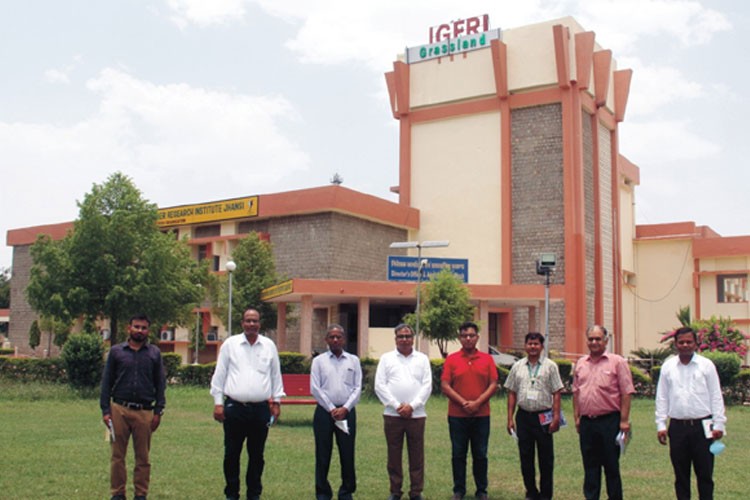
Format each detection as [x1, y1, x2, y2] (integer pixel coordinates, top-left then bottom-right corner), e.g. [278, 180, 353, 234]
[489, 345, 517, 366]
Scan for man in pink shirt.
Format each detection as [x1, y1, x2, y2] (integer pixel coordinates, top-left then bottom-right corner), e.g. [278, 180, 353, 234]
[572, 325, 634, 500]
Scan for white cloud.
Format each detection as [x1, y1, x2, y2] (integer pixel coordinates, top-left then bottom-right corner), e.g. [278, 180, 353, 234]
[571, 0, 731, 53]
[43, 55, 83, 85]
[620, 58, 703, 117]
[0, 69, 310, 232]
[166, 0, 248, 28]
[273, 0, 561, 70]
[44, 69, 70, 84]
[620, 119, 720, 165]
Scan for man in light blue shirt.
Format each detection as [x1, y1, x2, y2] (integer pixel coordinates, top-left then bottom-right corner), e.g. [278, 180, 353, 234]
[311, 324, 362, 500]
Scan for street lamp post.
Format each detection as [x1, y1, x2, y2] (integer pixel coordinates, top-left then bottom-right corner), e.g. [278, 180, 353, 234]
[193, 283, 202, 365]
[389, 240, 450, 350]
[194, 309, 201, 365]
[536, 253, 556, 359]
[226, 260, 236, 337]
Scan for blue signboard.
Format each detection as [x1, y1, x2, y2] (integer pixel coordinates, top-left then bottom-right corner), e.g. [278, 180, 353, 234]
[387, 256, 469, 283]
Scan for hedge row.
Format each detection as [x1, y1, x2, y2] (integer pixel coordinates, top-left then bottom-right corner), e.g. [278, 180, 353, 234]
[3, 353, 749, 403]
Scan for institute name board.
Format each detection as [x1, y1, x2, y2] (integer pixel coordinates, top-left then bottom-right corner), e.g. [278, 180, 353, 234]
[260, 280, 294, 301]
[388, 256, 469, 283]
[406, 14, 501, 64]
[157, 196, 259, 228]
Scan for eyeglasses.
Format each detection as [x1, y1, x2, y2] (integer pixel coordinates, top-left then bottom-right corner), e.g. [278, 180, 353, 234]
[587, 337, 604, 342]
[327, 335, 343, 340]
[396, 335, 414, 340]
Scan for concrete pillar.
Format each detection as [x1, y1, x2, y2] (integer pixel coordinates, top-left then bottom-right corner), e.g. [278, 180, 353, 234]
[276, 302, 287, 351]
[477, 300, 489, 352]
[300, 295, 313, 356]
[357, 297, 370, 359]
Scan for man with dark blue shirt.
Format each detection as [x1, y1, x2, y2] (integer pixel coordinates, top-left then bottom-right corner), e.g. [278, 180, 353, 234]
[100, 314, 166, 500]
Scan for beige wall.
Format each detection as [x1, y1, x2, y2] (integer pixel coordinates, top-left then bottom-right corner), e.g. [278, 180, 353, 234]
[619, 182, 636, 273]
[618, 180, 637, 354]
[409, 46, 496, 108]
[502, 17, 613, 109]
[411, 112, 502, 283]
[631, 238, 694, 350]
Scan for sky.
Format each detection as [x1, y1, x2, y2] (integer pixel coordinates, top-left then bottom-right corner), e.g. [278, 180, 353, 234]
[1, 0, 748, 270]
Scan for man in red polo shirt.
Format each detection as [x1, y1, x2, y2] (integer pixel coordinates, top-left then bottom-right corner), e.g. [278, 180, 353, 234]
[572, 325, 634, 500]
[441, 321, 498, 500]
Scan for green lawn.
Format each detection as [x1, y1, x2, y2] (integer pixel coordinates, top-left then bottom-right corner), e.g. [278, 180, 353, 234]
[1, 382, 748, 499]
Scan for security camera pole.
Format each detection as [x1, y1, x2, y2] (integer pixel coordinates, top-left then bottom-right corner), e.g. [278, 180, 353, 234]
[536, 253, 556, 359]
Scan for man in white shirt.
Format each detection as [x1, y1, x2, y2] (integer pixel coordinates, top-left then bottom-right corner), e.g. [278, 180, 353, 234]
[210, 307, 285, 500]
[310, 324, 362, 500]
[656, 326, 726, 500]
[375, 324, 433, 500]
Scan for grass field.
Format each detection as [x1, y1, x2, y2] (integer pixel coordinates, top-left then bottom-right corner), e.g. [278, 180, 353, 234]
[1, 381, 748, 499]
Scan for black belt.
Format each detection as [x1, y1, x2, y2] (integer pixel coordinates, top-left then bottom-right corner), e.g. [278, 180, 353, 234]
[225, 396, 267, 407]
[113, 399, 153, 411]
[671, 416, 711, 426]
[581, 411, 618, 420]
[518, 408, 552, 415]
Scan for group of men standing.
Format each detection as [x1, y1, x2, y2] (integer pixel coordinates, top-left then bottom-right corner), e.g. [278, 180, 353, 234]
[100, 311, 727, 500]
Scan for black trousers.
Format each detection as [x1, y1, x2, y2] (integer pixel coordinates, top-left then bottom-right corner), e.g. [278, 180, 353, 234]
[313, 404, 357, 500]
[222, 399, 270, 499]
[516, 408, 554, 500]
[579, 412, 622, 500]
[668, 418, 714, 500]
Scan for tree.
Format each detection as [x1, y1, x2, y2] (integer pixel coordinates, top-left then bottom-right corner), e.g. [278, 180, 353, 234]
[0, 267, 8, 335]
[404, 268, 475, 358]
[28, 320, 41, 350]
[0, 267, 9, 308]
[60, 333, 105, 390]
[27, 172, 208, 345]
[220, 232, 280, 335]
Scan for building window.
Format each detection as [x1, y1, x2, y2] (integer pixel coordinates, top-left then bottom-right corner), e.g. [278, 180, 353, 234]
[212, 255, 220, 272]
[197, 244, 209, 262]
[194, 224, 221, 238]
[717, 274, 748, 303]
[370, 304, 414, 328]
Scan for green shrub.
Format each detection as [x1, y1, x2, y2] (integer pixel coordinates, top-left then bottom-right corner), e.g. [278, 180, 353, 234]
[360, 358, 378, 398]
[701, 351, 741, 387]
[736, 368, 750, 385]
[61, 334, 105, 389]
[630, 346, 672, 371]
[554, 358, 573, 384]
[430, 359, 445, 395]
[0, 357, 66, 383]
[629, 364, 654, 397]
[178, 362, 215, 386]
[496, 365, 509, 391]
[162, 353, 182, 380]
[0, 347, 14, 356]
[279, 352, 309, 374]
[651, 365, 661, 387]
